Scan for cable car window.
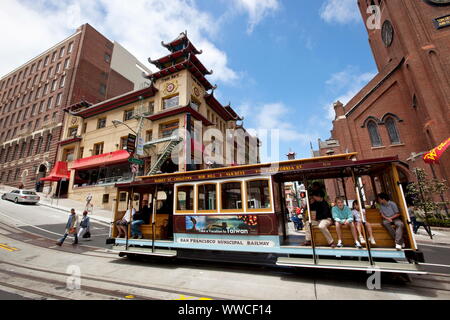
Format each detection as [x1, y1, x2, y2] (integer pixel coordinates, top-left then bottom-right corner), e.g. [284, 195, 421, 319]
[221, 182, 242, 210]
[198, 184, 217, 211]
[177, 185, 194, 211]
[246, 180, 271, 209]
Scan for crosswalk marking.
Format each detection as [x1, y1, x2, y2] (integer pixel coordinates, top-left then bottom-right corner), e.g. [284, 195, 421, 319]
[0, 243, 19, 252]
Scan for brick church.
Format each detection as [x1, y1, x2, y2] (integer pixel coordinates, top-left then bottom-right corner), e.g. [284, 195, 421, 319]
[319, 0, 450, 200]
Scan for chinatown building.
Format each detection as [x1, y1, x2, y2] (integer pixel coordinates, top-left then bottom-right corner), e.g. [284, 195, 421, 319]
[318, 0, 450, 202]
[53, 33, 260, 210]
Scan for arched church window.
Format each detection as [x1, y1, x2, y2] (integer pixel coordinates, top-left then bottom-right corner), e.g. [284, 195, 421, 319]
[385, 117, 401, 145]
[367, 120, 382, 147]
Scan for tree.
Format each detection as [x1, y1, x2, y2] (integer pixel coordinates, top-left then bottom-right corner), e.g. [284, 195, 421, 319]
[406, 168, 449, 238]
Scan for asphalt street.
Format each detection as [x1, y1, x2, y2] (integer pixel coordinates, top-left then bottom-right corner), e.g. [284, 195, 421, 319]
[0, 196, 450, 300]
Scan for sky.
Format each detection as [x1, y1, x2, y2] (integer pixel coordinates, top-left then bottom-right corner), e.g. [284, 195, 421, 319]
[0, 0, 378, 162]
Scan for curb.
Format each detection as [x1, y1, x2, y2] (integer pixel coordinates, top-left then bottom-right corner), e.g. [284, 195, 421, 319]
[37, 202, 112, 225]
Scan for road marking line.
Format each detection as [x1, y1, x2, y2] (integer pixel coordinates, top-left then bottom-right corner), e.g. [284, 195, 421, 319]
[0, 244, 17, 252]
[419, 243, 450, 249]
[0, 211, 63, 237]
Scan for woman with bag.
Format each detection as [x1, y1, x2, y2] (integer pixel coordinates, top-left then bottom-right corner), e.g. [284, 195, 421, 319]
[78, 210, 91, 241]
[56, 209, 79, 246]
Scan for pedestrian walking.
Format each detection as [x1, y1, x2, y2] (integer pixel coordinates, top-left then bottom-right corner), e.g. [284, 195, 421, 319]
[78, 210, 91, 240]
[56, 208, 79, 246]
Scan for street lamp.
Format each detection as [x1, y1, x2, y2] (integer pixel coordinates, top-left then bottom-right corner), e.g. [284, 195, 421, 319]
[112, 120, 137, 135]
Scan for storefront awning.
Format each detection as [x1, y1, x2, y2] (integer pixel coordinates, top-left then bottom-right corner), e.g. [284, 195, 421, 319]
[40, 162, 71, 182]
[70, 150, 130, 170]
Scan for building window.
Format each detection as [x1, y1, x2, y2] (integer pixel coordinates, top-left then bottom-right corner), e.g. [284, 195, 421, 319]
[367, 120, 382, 147]
[51, 79, 57, 92]
[163, 95, 179, 110]
[48, 67, 53, 79]
[104, 53, 111, 63]
[159, 121, 179, 138]
[99, 84, 106, 96]
[123, 109, 134, 121]
[145, 130, 153, 142]
[56, 63, 61, 74]
[45, 134, 52, 152]
[97, 118, 106, 129]
[56, 93, 62, 106]
[78, 147, 84, 159]
[36, 136, 43, 154]
[44, 83, 49, 95]
[47, 97, 53, 110]
[68, 127, 78, 137]
[64, 59, 70, 69]
[28, 140, 34, 157]
[120, 136, 128, 150]
[63, 148, 75, 162]
[68, 42, 74, 53]
[39, 101, 45, 113]
[385, 117, 401, 145]
[82, 122, 87, 134]
[93, 142, 104, 156]
[51, 52, 57, 62]
[148, 101, 155, 114]
[59, 47, 65, 58]
[60, 75, 66, 88]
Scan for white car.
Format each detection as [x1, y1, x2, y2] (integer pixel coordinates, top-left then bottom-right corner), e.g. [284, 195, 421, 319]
[1, 190, 40, 204]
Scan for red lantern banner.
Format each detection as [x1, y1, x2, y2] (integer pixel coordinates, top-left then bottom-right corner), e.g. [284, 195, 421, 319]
[423, 137, 450, 164]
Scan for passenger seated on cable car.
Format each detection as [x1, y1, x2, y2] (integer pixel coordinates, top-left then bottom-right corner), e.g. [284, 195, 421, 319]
[352, 200, 376, 245]
[377, 193, 405, 250]
[303, 190, 336, 248]
[115, 207, 135, 238]
[131, 200, 151, 239]
[332, 197, 362, 248]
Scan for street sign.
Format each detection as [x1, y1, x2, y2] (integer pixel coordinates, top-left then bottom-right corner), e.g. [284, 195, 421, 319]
[136, 137, 144, 156]
[127, 134, 137, 154]
[128, 158, 144, 165]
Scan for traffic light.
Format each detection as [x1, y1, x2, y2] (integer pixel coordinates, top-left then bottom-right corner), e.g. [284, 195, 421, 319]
[300, 192, 306, 199]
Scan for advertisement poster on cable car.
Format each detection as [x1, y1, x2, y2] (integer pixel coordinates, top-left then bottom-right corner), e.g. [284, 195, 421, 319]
[185, 215, 258, 235]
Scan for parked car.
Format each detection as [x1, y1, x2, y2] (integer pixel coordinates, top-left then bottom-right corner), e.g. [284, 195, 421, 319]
[1, 190, 40, 204]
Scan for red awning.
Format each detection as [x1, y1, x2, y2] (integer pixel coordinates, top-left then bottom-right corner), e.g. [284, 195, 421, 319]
[40, 162, 71, 182]
[70, 150, 130, 170]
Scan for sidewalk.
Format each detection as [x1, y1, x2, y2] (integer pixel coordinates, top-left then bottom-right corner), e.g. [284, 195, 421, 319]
[0, 184, 113, 225]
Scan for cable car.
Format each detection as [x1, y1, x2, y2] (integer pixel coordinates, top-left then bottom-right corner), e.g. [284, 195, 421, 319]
[108, 153, 425, 274]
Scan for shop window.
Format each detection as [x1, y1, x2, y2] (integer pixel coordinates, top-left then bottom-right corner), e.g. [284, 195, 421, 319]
[246, 180, 271, 210]
[176, 185, 194, 212]
[197, 184, 217, 211]
[221, 182, 243, 210]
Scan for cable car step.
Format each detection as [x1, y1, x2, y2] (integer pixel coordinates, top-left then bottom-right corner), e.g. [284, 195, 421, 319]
[276, 257, 427, 274]
[113, 245, 177, 257]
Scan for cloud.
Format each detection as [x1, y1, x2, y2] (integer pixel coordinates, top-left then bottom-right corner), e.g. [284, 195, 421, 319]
[323, 66, 376, 120]
[231, 0, 280, 34]
[0, 0, 238, 84]
[320, 0, 360, 24]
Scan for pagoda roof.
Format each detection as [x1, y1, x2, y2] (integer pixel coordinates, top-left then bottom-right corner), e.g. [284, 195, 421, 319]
[149, 48, 211, 76]
[67, 85, 158, 119]
[146, 56, 213, 91]
[204, 92, 238, 121]
[161, 32, 202, 54]
[224, 105, 243, 121]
